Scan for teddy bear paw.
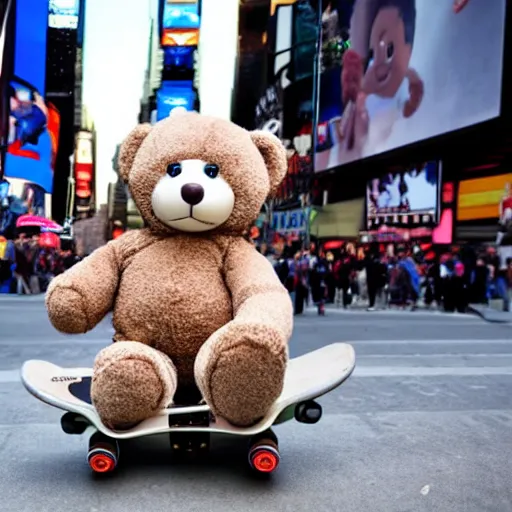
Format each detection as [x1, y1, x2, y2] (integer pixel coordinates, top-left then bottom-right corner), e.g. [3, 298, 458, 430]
[91, 342, 177, 429]
[46, 285, 89, 334]
[205, 328, 287, 427]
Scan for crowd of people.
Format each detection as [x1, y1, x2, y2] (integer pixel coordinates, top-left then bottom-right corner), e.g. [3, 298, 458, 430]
[3, 231, 512, 315]
[262, 241, 512, 316]
[0, 233, 81, 294]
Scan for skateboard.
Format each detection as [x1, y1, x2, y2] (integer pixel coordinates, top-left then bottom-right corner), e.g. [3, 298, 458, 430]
[21, 342, 356, 475]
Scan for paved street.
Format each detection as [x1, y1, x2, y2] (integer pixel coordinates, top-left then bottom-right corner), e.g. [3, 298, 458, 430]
[1, 295, 511, 512]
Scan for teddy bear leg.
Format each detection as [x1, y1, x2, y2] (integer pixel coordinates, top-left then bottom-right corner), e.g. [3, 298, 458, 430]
[195, 326, 287, 427]
[91, 341, 177, 429]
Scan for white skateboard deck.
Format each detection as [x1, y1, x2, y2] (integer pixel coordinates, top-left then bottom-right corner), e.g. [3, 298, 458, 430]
[21, 342, 355, 440]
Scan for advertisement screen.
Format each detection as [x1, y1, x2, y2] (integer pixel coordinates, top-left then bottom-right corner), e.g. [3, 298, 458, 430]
[0, 177, 47, 238]
[156, 81, 196, 120]
[315, 0, 506, 172]
[457, 174, 512, 222]
[49, 0, 79, 29]
[366, 160, 440, 229]
[164, 46, 195, 69]
[4, 0, 54, 193]
[162, 46, 195, 80]
[74, 130, 94, 219]
[162, 28, 199, 46]
[0, 0, 16, 176]
[162, 2, 199, 30]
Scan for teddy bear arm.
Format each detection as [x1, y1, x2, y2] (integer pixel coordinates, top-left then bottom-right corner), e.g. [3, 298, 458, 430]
[46, 242, 121, 334]
[225, 239, 294, 342]
[193, 239, 293, 426]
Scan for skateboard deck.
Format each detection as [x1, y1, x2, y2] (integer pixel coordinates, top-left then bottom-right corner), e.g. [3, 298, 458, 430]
[21, 342, 356, 440]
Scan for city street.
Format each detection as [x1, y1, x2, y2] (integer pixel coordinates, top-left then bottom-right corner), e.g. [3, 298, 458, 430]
[1, 295, 511, 512]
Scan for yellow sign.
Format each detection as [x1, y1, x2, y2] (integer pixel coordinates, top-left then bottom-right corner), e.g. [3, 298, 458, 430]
[457, 174, 512, 221]
[271, 0, 295, 16]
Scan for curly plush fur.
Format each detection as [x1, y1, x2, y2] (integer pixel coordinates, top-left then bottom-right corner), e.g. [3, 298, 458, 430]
[46, 112, 293, 428]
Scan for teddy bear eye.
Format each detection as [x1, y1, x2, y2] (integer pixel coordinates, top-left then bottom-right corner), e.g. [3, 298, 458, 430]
[204, 164, 219, 179]
[167, 163, 182, 178]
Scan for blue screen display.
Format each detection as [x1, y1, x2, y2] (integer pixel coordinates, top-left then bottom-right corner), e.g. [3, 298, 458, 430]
[162, 3, 200, 30]
[164, 46, 195, 69]
[4, 0, 53, 194]
[156, 81, 196, 120]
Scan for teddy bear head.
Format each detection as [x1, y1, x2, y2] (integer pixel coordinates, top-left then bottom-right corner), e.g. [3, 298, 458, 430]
[117, 111, 287, 235]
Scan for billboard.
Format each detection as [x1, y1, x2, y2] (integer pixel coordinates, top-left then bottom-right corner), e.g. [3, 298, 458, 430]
[162, 46, 196, 81]
[162, 2, 199, 30]
[457, 174, 512, 222]
[0, 177, 47, 238]
[366, 160, 441, 229]
[4, 0, 55, 193]
[0, 0, 16, 177]
[314, 0, 506, 171]
[74, 130, 94, 219]
[49, 0, 79, 29]
[162, 28, 199, 47]
[156, 80, 196, 120]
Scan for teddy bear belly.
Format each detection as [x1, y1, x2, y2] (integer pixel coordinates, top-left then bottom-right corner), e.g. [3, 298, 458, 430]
[111, 268, 233, 384]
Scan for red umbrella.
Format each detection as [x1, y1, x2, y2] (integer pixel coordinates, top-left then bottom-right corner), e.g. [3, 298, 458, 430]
[16, 215, 63, 232]
[39, 232, 61, 249]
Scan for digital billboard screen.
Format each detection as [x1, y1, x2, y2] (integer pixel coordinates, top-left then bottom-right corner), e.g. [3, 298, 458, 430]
[0, 0, 16, 176]
[162, 2, 199, 30]
[49, 0, 79, 29]
[161, 28, 199, 47]
[314, 0, 506, 172]
[366, 160, 441, 229]
[4, 0, 55, 193]
[156, 81, 196, 120]
[457, 174, 512, 222]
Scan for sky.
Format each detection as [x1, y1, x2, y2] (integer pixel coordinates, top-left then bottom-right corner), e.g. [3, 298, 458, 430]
[80, 0, 240, 208]
[81, 0, 158, 206]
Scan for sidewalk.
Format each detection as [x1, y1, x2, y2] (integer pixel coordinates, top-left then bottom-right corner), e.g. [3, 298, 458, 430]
[467, 303, 512, 324]
[311, 300, 512, 322]
[0, 294, 45, 302]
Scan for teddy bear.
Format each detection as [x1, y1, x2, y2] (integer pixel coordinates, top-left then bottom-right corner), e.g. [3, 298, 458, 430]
[45, 111, 294, 429]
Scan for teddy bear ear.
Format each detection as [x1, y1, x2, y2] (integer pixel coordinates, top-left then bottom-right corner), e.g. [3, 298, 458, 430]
[250, 130, 288, 196]
[118, 123, 152, 183]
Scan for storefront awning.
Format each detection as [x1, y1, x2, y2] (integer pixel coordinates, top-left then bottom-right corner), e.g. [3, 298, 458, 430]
[310, 198, 364, 239]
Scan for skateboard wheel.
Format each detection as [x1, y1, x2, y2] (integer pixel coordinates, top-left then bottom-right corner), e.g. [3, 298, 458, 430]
[88, 449, 117, 473]
[88, 433, 119, 474]
[249, 445, 280, 474]
[295, 400, 322, 424]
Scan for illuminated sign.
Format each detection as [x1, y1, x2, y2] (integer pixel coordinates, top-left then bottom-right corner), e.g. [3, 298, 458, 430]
[457, 174, 512, 221]
[49, 0, 79, 29]
[271, 208, 308, 234]
[162, 28, 199, 46]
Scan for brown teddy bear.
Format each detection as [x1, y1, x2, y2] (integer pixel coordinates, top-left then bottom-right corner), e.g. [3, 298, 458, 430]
[45, 111, 294, 429]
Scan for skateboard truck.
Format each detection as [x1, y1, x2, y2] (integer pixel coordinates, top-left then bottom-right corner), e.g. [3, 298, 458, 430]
[169, 409, 212, 458]
[61, 412, 89, 435]
[294, 400, 322, 424]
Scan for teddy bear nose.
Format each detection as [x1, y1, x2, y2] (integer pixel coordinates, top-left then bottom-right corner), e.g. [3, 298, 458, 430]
[181, 183, 204, 205]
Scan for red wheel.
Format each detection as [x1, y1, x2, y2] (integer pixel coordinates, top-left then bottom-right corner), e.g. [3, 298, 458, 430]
[88, 450, 117, 473]
[249, 445, 280, 474]
[87, 433, 119, 474]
